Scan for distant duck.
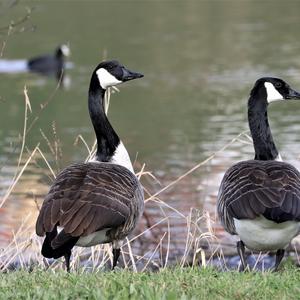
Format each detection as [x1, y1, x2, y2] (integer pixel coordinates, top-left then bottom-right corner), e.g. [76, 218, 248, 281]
[28, 45, 70, 81]
[36, 60, 144, 272]
[217, 77, 300, 271]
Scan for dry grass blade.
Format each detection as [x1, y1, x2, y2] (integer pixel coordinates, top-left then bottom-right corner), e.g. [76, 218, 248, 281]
[142, 233, 167, 272]
[36, 147, 56, 179]
[23, 86, 32, 113]
[125, 216, 169, 244]
[0, 144, 39, 208]
[164, 213, 171, 268]
[147, 131, 250, 202]
[10, 86, 32, 176]
[148, 198, 186, 218]
[26, 74, 63, 135]
[0, 25, 12, 57]
[74, 134, 92, 158]
[40, 129, 55, 155]
[136, 163, 145, 180]
[125, 237, 137, 272]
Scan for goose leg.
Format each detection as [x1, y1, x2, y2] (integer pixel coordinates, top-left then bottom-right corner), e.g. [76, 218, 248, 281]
[273, 249, 284, 272]
[237, 240, 247, 271]
[112, 248, 120, 270]
[64, 250, 72, 273]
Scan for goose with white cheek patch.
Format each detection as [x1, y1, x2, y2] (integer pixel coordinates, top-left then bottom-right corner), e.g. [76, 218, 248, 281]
[217, 77, 300, 271]
[28, 45, 70, 81]
[36, 60, 144, 272]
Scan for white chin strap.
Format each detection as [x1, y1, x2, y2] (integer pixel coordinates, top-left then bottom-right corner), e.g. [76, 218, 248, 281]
[264, 82, 283, 103]
[60, 45, 70, 57]
[96, 68, 122, 89]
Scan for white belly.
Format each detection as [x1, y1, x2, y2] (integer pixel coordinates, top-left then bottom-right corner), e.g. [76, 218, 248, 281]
[76, 229, 110, 247]
[234, 216, 300, 251]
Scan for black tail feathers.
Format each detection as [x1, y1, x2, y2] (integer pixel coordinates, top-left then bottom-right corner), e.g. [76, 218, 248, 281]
[41, 226, 78, 259]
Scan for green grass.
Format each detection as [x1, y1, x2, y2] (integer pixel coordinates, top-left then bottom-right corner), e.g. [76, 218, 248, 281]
[1, 266, 300, 300]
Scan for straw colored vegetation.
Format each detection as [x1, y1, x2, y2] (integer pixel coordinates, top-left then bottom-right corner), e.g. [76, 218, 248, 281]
[1, 85, 300, 300]
[0, 86, 250, 272]
[1, 265, 300, 300]
[1, 6, 300, 300]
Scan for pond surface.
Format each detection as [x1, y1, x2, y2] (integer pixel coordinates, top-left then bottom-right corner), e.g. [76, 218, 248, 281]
[1, 0, 300, 264]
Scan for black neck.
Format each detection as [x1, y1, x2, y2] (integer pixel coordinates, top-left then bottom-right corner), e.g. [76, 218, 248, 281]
[88, 73, 119, 161]
[248, 96, 278, 160]
[55, 49, 64, 81]
[55, 48, 64, 59]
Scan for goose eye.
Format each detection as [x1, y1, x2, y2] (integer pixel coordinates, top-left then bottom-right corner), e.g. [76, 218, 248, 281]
[275, 82, 282, 88]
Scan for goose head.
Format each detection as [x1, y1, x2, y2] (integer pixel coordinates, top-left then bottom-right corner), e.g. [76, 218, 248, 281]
[56, 44, 71, 58]
[94, 60, 144, 90]
[250, 77, 300, 104]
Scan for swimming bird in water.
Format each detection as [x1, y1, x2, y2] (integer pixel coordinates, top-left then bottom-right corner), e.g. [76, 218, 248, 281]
[36, 60, 144, 272]
[28, 44, 70, 82]
[217, 77, 300, 271]
[0, 45, 70, 83]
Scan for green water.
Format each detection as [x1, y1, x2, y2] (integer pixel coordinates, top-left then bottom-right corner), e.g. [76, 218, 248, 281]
[1, 0, 300, 249]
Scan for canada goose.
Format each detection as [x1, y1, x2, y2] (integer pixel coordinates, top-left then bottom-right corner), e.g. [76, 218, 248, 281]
[217, 77, 300, 271]
[36, 60, 144, 272]
[28, 45, 70, 81]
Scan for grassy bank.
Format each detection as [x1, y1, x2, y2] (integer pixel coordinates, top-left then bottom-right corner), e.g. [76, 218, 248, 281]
[1, 266, 300, 300]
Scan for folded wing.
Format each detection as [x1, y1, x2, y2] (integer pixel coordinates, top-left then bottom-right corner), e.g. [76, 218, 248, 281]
[217, 160, 300, 234]
[36, 162, 141, 238]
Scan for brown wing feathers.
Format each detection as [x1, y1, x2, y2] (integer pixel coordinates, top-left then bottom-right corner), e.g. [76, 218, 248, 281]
[36, 162, 139, 238]
[217, 160, 300, 233]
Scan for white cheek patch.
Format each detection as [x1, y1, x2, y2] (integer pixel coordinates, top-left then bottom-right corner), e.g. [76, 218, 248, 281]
[264, 82, 284, 103]
[60, 45, 70, 57]
[96, 68, 122, 89]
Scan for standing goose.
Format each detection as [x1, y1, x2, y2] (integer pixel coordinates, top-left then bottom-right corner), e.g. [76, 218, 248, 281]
[217, 77, 300, 271]
[36, 60, 144, 272]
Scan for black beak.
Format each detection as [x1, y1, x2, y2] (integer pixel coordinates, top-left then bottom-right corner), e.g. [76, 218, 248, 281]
[286, 87, 300, 100]
[121, 67, 144, 82]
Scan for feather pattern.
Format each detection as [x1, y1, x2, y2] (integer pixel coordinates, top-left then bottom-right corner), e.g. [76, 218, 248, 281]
[217, 160, 300, 234]
[36, 162, 144, 248]
[35, 61, 144, 271]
